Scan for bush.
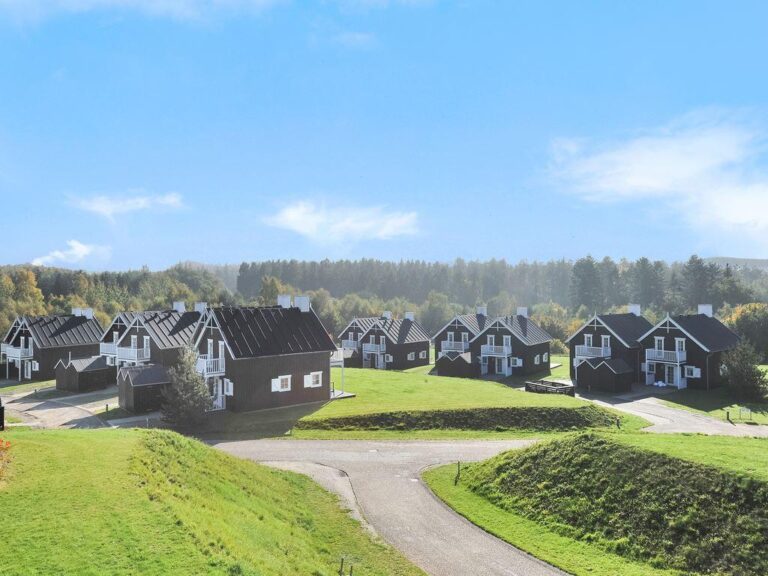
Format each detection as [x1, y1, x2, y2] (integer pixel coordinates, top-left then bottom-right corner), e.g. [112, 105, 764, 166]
[161, 346, 212, 428]
[550, 339, 568, 355]
[723, 341, 768, 402]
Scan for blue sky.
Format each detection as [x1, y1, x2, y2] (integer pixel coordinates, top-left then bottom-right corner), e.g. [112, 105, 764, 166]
[2, 0, 768, 270]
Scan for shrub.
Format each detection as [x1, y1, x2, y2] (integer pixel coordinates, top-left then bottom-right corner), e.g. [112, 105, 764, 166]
[723, 341, 768, 402]
[550, 339, 568, 355]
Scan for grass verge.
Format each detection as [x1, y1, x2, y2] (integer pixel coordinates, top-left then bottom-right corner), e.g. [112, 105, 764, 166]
[0, 428, 423, 576]
[0, 379, 56, 396]
[660, 387, 768, 425]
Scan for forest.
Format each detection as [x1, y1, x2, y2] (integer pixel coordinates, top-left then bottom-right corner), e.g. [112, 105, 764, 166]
[3, 255, 768, 359]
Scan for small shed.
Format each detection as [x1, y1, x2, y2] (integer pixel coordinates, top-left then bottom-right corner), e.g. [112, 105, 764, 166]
[55, 355, 115, 392]
[118, 364, 170, 413]
[435, 351, 475, 379]
[576, 358, 633, 394]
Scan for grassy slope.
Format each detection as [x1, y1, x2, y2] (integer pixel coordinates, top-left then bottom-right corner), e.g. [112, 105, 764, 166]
[0, 379, 55, 396]
[426, 433, 768, 576]
[0, 429, 422, 576]
[660, 387, 768, 425]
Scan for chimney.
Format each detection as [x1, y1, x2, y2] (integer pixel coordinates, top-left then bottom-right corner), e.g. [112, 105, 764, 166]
[382, 311, 392, 320]
[172, 301, 186, 314]
[277, 294, 292, 308]
[627, 304, 641, 316]
[294, 295, 311, 313]
[71, 307, 82, 317]
[476, 305, 487, 317]
[405, 312, 415, 321]
[82, 308, 94, 319]
[516, 307, 528, 318]
[698, 304, 713, 317]
[194, 302, 208, 314]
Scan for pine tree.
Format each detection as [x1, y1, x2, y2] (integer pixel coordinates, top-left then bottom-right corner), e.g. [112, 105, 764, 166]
[161, 346, 212, 428]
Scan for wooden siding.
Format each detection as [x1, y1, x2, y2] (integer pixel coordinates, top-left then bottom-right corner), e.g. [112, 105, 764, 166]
[569, 322, 643, 386]
[56, 363, 115, 392]
[358, 325, 430, 371]
[117, 375, 167, 413]
[469, 324, 551, 377]
[574, 362, 633, 393]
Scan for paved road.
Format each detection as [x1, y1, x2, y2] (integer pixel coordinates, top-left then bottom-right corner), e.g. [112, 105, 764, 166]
[213, 438, 567, 576]
[2, 387, 116, 429]
[591, 396, 768, 437]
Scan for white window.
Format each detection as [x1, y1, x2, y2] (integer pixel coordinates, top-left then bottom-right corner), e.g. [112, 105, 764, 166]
[131, 335, 137, 349]
[379, 335, 386, 347]
[419, 350, 427, 359]
[675, 338, 686, 352]
[106, 356, 115, 366]
[461, 332, 469, 344]
[407, 352, 415, 360]
[601, 335, 610, 348]
[304, 371, 323, 388]
[219, 341, 226, 360]
[684, 366, 701, 378]
[370, 335, 375, 344]
[143, 336, 150, 352]
[348, 331, 355, 342]
[534, 354, 541, 365]
[113, 331, 119, 344]
[655, 336, 664, 351]
[481, 356, 488, 365]
[447, 331, 455, 342]
[584, 334, 593, 347]
[647, 362, 656, 373]
[224, 379, 234, 396]
[207, 338, 214, 357]
[32, 361, 39, 372]
[385, 354, 393, 362]
[487, 335, 495, 346]
[271, 375, 291, 392]
[543, 352, 549, 362]
[503, 335, 511, 349]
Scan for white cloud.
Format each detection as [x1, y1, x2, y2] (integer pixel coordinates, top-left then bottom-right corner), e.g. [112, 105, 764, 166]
[0, 0, 283, 22]
[551, 109, 768, 248]
[32, 239, 111, 267]
[71, 191, 183, 221]
[265, 201, 418, 244]
[333, 31, 377, 49]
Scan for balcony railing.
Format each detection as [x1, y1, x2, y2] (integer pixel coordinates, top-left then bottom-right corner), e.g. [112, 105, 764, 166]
[574, 345, 611, 358]
[362, 342, 386, 354]
[100, 342, 117, 356]
[441, 341, 469, 353]
[646, 349, 686, 363]
[341, 339, 359, 350]
[0, 342, 6, 356]
[480, 344, 512, 357]
[196, 355, 225, 376]
[117, 346, 151, 363]
[4, 344, 33, 360]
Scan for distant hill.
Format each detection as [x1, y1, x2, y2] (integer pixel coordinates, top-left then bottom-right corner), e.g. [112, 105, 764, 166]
[706, 257, 768, 271]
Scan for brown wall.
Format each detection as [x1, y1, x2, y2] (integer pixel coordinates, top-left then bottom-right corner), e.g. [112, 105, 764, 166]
[569, 323, 643, 385]
[639, 327, 724, 390]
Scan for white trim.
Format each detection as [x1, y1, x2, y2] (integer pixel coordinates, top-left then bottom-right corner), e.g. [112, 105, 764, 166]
[419, 350, 427, 359]
[407, 352, 415, 361]
[304, 371, 323, 388]
[565, 314, 633, 348]
[271, 375, 292, 392]
[637, 314, 711, 353]
[432, 315, 478, 342]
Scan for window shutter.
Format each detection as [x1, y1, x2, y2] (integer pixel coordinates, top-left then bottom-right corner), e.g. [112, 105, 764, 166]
[224, 379, 233, 396]
[271, 378, 280, 392]
[694, 367, 702, 378]
[641, 362, 647, 372]
[32, 361, 39, 371]
[304, 374, 312, 388]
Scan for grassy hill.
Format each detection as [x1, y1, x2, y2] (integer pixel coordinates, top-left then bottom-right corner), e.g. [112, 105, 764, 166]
[0, 428, 423, 576]
[295, 368, 645, 437]
[425, 433, 768, 576]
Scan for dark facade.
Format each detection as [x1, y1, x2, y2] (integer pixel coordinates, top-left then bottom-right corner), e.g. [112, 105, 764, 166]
[55, 356, 115, 392]
[357, 317, 431, 371]
[432, 310, 493, 375]
[117, 365, 170, 413]
[434, 351, 474, 379]
[469, 314, 552, 378]
[567, 312, 652, 390]
[337, 318, 379, 369]
[575, 358, 633, 393]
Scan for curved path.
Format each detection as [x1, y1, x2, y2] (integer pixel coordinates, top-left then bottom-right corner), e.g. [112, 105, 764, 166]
[213, 438, 567, 576]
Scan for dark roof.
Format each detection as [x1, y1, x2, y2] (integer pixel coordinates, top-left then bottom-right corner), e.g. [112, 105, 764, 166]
[455, 313, 493, 335]
[599, 313, 654, 347]
[23, 315, 103, 348]
[57, 355, 111, 373]
[493, 315, 552, 346]
[584, 357, 633, 374]
[130, 310, 201, 349]
[337, 317, 379, 339]
[212, 306, 336, 359]
[364, 317, 431, 344]
[671, 314, 740, 352]
[118, 364, 170, 387]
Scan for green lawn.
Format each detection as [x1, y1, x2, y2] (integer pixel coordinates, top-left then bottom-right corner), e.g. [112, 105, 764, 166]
[0, 379, 56, 396]
[424, 464, 680, 576]
[4, 413, 21, 424]
[0, 428, 423, 576]
[660, 387, 768, 425]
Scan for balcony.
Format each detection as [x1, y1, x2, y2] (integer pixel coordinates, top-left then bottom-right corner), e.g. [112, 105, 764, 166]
[341, 339, 359, 350]
[646, 349, 686, 363]
[362, 342, 386, 354]
[196, 354, 225, 377]
[4, 344, 33, 361]
[480, 344, 512, 357]
[117, 346, 151, 363]
[100, 342, 117, 356]
[441, 341, 469, 353]
[574, 345, 611, 358]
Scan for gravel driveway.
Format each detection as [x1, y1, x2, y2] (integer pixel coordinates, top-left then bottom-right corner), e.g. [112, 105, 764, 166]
[213, 438, 567, 576]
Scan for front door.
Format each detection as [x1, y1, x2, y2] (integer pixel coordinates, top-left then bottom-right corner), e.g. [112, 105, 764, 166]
[665, 365, 676, 386]
[24, 361, 32, 379]
[209, 377, 226, 411]
[495, 357, 504, 375]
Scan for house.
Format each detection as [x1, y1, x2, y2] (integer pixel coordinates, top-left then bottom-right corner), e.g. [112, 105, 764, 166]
[355, 311, 431, 370]
[469, 308, 552, 377]
[566, 305, 653, 392]
[637, 305, 739, 390]
[0, 309, 103, 382]
[55, 355, 114, 392]
[190, 295, 337, 412]
[433, 306, 493, 377]
[100, 302, 202, 369]
[118, 364, 171, 413]
[337, 316, 381, 368]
